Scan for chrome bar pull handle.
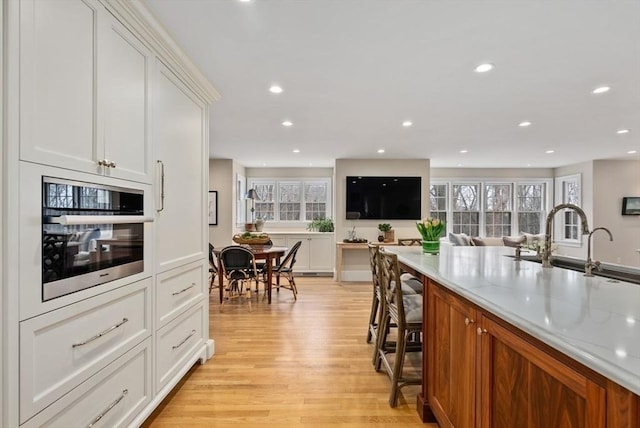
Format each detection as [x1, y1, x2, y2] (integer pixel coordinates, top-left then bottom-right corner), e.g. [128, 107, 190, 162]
[87, 389, 128, 428]
[72, 318, 129, 348]
[173, 329, 196, 350]
[172, 283, 196, 296]
[157, 160, 165, 212]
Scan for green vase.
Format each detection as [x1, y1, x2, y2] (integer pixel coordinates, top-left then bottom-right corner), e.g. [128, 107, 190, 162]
[422, 240, 440, 254]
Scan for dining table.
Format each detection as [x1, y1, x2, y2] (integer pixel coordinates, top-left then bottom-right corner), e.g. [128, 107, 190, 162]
[214, 245, 288, 304]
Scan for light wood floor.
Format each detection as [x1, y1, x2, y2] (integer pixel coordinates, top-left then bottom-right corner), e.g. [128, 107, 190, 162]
[143, 277, 436, 427]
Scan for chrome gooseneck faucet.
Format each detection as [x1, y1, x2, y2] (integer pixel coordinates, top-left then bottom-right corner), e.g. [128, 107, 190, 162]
[542, 203, 590, 268]
[585, 227, 614, 276]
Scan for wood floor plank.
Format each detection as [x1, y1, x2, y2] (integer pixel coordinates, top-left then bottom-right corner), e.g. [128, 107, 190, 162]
[143, 277, 435, 427]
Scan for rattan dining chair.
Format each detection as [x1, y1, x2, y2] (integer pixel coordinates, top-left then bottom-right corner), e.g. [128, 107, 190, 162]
[270, 240, 302, 301]
[219, 245, 259, 312]
[208, 243, 223, 302]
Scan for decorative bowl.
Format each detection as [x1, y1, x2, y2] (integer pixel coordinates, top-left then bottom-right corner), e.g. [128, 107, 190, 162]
[232, 233, 271, 245]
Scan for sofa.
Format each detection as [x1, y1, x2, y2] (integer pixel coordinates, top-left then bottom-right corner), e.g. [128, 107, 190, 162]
[447, 232, 546, 248]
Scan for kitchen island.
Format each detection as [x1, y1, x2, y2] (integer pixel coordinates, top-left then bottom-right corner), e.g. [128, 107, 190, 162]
[385, 245, 640, 427]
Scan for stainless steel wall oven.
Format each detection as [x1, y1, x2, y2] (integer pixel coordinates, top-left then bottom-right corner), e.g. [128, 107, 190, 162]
[42, 177, 152, 301]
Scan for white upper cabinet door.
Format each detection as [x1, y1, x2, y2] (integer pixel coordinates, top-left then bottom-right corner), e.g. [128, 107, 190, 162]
[20, 0, 101, 173]
[154, 62, 207, 272]
[101, 14, 152, 183]
[20, 0, 151, 182]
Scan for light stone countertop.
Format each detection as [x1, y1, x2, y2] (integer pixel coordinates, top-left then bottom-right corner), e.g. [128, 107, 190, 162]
[384, 245, 640, 396]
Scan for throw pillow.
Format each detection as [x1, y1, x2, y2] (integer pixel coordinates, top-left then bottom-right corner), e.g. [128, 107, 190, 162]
[521, 232, 546, 246]
[471, 236, 486, 246]
[449, 232, 473, 246]
[502, 235, 526, 248]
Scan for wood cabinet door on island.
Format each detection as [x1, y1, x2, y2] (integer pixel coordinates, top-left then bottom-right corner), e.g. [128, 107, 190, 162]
[478, 315, 606, 428]
[427, 280, 477, 428]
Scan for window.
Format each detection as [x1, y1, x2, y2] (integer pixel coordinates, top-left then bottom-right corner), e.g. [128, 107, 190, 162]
[484, 184, 512, 237]
[555, 174, 581, 242]
[279, 182, 301, 221]
[452, 184, 480, 237]
[431, 179, 549, 238]
[517, 184, 544, 234]
[249, 178, 331, 223]
[429, 184, 447, 237]
[305, 182, 328, 220]
[254, 182, 275, 221]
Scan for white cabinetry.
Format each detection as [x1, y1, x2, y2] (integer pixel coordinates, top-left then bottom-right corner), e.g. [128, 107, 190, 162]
[4, 1, 217, 427]
[19, 0, 152, 183]
[19, 278, 151, 424]
[154, 62, 207, 273]
[268, 233, 334, 274]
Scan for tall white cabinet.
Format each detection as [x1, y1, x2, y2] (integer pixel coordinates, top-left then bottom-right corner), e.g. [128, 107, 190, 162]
[2, 1, 219, 427]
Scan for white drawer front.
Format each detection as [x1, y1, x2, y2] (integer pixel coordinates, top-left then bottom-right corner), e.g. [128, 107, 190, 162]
[156, 261, 204, 329]
[20, 279, 151, 422]
[156, 303, 205, 392]
[22, 338, 152, 428]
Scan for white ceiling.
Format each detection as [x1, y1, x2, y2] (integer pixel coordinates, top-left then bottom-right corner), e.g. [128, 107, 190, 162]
[145, 0, 640, 169]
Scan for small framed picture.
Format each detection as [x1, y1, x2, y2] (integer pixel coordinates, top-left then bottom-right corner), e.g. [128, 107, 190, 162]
[208, 191, 218, 225]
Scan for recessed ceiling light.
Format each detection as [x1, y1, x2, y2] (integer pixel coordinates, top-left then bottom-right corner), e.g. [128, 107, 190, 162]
[617, 129, 630, 134]
[459, 150, 468, 154]
[628, 150, 638, 154]
[377, 149, 385, 154]
[292, 149, 300, 153]
[592, 86, 610, 94]
[402, 120, 413, 127]
[518, 121, 532, 127]
[526, 164, 532, 167]
[457, 163, 462, 167]
[627, 316, 636, 325]
[474, 63, 494, 73]
[545, 150, 555, 154]
[615, 348, 627, 358]
[282, 120, 293, 127]
[262, 163, 267, 166]
[269, 85, 283, 94]
[238, 0, 251, 3]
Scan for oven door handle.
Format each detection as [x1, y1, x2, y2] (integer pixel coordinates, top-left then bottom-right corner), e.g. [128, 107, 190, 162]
[48, 215, 154, 225]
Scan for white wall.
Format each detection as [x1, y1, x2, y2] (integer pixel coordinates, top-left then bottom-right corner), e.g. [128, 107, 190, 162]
[432, 167, 553, 179]
[593, 160, 640, 266]
[335, 158, 430, 280]
[208, 159, 234, 247]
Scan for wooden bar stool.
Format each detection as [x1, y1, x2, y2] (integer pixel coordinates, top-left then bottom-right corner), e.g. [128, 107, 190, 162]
[374, 249, 423, 407]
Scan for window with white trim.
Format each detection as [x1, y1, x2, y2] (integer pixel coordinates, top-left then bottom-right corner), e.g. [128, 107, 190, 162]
[484, 184, 512, 237]
[517, 184, 544, 234]
[555, 174, 581, 242]
[248, 178, 331, 223]
[429, 184, 448, 224]
[452, 184, 480, 236]
[431, 179, 549, 238]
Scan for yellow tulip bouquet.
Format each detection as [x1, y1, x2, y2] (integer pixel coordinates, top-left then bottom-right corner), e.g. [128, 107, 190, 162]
[416, 217, 445, 242]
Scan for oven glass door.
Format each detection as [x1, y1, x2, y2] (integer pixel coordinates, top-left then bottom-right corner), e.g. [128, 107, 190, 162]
[42, 177, 148, 301]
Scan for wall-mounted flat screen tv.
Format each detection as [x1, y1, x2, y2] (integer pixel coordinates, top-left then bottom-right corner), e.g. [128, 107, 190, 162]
[346, 176, 421, 220]
[622, 197, 640, 215]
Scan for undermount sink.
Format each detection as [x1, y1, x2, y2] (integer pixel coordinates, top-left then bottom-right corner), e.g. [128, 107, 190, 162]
[505, 254, 640, 285]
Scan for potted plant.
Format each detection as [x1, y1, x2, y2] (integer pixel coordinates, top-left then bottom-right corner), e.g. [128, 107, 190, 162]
[308, 218, 334, 232]
[378, 223, 394, 242]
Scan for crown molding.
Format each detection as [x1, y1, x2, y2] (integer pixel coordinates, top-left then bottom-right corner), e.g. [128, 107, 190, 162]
[101, 0, 221, 104]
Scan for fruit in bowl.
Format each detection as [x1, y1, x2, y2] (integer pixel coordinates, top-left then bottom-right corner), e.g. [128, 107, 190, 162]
[232, 232, 271, 245]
